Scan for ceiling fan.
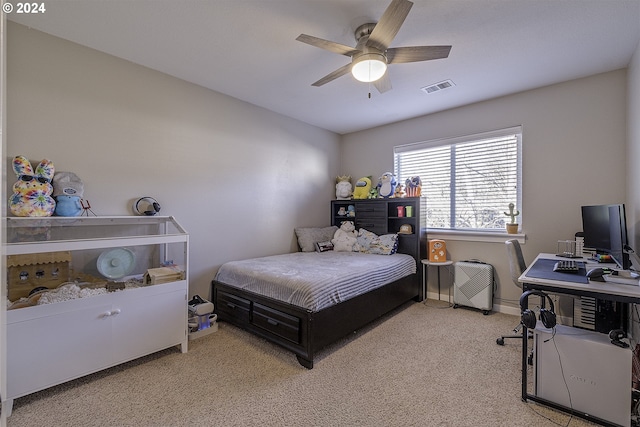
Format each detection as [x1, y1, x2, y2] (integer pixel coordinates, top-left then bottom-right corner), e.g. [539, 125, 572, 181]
[296, 0, 452, 94]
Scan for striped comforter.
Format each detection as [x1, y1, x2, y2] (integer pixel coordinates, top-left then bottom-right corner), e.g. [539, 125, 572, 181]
[214, 251, 416, 312]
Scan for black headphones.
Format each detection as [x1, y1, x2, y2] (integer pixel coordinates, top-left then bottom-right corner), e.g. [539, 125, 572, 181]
[609, 329, 629, 348]
[134, 197, 161, 216]
[520, 290, 556, 329]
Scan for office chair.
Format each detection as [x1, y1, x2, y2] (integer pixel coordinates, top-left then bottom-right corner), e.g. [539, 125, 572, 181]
[496, 239, 528, 346]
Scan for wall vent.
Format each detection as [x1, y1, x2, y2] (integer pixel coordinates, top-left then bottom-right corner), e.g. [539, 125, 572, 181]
[421, 79, 455, 94]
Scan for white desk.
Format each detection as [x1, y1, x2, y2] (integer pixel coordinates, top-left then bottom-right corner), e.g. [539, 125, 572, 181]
[519, 253, 640, 304]
[518, 253, 640, 426]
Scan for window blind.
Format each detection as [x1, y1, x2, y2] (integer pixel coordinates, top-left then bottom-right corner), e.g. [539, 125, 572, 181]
[394, 126, 522, 231]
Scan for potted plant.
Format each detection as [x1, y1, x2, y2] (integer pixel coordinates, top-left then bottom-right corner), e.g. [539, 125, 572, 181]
[504, 203, 520, 234]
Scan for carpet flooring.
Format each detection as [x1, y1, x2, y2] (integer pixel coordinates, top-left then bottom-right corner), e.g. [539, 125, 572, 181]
[7, 300, 599, 426]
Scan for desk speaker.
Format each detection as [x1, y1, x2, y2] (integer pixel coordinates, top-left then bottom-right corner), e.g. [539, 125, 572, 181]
[428, 239, 446, 262]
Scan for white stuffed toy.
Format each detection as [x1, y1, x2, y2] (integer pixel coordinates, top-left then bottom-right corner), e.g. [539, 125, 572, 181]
[335, 175, 353, 200]
[332, 221, 358, 252]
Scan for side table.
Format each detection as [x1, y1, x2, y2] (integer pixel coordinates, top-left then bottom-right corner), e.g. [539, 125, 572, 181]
[421, 259, 454, 303]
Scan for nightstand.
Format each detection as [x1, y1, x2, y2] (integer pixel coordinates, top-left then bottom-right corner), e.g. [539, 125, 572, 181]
[421, 259, 453, 302]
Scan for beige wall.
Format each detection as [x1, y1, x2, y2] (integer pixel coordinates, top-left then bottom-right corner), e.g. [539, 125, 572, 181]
[6, 22, 341, 299]
[341, 70, 628, 317]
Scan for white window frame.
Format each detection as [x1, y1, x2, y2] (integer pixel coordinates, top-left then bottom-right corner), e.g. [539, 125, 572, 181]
[394, 126, 524, 243]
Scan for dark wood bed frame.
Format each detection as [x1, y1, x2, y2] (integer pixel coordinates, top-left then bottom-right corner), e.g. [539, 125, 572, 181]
[212, 270, 421, 368]
[212, 271, 421, 369]
[212, 198, 425, 368]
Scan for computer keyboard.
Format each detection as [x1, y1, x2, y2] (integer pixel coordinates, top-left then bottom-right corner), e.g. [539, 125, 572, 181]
[553, 260, 580, 273]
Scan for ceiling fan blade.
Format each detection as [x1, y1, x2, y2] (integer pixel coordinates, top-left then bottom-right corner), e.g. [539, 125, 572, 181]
[373, 72, 392, 93]
[386, 45, 452, 64]
[311, 63, 353, 87]
[296, 34, 360, 57]
[367, 0, 413, 51]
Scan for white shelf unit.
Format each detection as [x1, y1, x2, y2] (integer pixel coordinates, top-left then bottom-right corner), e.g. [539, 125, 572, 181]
[2, 216, 189, 417]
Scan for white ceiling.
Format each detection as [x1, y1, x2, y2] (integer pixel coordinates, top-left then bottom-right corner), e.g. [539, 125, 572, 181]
[8, 0, 640, 135]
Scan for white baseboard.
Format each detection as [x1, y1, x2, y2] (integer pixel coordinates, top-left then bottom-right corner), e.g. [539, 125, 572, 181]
[424, 294, 572, 325]
[491, 303, 520, 317]
[425, 290, 452, 303]
[426, 290, 522, 316]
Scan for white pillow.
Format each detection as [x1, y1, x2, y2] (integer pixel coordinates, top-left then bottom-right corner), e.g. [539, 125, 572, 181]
[357, 228, 398, 255]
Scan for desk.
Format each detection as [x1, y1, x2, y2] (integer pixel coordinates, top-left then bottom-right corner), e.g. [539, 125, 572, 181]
[518, 253, 640, 426]
[421, 259, 453, 302]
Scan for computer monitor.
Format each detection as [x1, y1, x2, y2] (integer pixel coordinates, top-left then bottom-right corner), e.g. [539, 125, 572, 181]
[581, 205, 611, 251]
[581, 204, 630, 270]
[608, 204, 630, 270]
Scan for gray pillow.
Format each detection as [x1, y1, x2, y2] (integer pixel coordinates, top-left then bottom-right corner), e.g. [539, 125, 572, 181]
[295, 226, 338, 252]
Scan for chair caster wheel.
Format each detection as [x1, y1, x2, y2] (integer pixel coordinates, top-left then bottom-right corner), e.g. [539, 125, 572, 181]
[453, 304, 459, 309]
[496, 338, 505, 346]
[482, 310, 489, 315]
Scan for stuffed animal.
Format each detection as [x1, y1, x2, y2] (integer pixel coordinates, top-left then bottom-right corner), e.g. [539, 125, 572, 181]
[394, 184, 405, 198]
[331, 221, 358, 252]
[377, 172, 397, 198]
[405, 176, 422, 197]
[53, 195, 82, 217]
[335, 175, 353, 200]
[53, 172, 84, 217]
[353, 177, 372, 199]
[9, 155, 56, 217]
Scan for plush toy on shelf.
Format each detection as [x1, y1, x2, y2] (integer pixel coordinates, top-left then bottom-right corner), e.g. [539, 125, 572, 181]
[52, 172, 84, 217]
[377, 172, 397, 198]
[335, 175, 353, 200]
[394, 184, 405, 198]
[405, 176, 422, 197]
[9, 155, 56, 217]
[353, 177, 372, 199]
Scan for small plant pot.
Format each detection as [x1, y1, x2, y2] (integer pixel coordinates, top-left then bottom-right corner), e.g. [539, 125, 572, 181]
[506, 223, 519, 234]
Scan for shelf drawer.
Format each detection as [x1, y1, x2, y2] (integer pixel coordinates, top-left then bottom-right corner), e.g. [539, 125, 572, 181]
[355, 202, 386, 218]
[356, 218, 387, 235]
[252, 303, 300, 344]
[217, 291, 251, 324]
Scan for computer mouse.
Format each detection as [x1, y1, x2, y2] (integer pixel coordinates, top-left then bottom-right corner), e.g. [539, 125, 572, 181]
[586, 268, 606, 279]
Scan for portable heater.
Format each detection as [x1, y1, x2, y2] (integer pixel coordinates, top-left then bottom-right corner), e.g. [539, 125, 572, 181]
[453, 261, 493, 314]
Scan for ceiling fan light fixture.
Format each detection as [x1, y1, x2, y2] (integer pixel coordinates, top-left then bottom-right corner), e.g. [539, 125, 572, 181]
[351, 52, 387, 82]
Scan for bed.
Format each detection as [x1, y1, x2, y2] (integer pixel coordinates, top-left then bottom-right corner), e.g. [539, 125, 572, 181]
[212, 225, 423, 368]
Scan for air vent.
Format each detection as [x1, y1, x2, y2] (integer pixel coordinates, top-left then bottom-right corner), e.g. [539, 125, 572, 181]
[421, 79, 455, 94]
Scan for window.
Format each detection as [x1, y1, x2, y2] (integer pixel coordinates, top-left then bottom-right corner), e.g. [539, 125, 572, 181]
[394, 126, 522, 232]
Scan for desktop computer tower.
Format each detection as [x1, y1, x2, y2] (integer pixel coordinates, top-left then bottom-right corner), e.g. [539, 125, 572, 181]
[534, 324, 631, 427]
[573, 296, 627, 333]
